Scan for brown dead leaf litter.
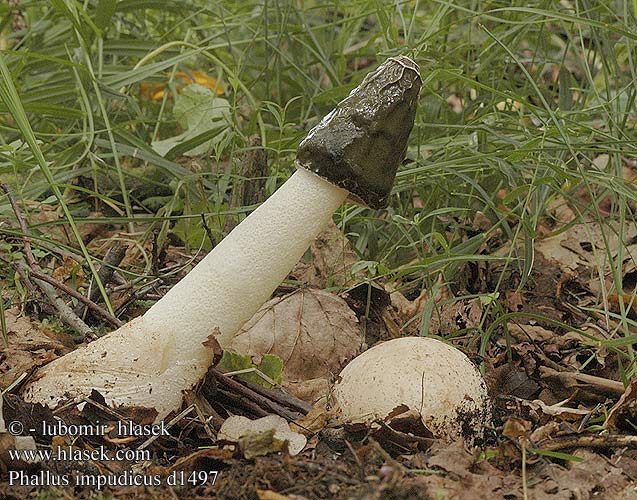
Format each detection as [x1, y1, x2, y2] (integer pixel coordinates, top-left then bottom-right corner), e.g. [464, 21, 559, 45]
[4, 193, 637, 499]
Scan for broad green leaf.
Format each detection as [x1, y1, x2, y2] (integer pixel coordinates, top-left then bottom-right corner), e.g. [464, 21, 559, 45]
[218, 351, 284, 388]
[171, 202, 213, 252]
[152, 84, 231, 157]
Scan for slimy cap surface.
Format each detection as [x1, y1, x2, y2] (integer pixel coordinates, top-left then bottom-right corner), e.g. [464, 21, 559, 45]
[296, 56, 422, 209]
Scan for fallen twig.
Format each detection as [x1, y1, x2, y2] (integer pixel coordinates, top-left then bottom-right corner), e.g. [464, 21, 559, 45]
[238, 376, 312, 414]
[138, 405, 195, 450]
[1, 183, 37, 268]
[76, 242, 126, 317]
[535, 433, 637, 452]
[200, 214, 216, 248]
[28, 268, 123, 328]
[540, 366, 625, 397]
[216, 388, 270, 418]
[11, 260, 93, 337]
[1, 183, 121, 335]
[211, 368, 305, 421]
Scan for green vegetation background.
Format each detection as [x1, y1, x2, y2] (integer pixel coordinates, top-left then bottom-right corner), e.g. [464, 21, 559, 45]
[1, 0, 637, 370]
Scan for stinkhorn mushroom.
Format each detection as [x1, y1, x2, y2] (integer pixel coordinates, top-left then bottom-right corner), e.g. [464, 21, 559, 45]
[23, 56, 422, 419]
[333, 337, 492, 442]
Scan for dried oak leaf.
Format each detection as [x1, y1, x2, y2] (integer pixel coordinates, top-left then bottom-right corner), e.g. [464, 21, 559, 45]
[605, 379, 637, 432]
[506, 322, 555, 344]
[421, 440, 520, 499]
[542, 449, 629, 499]
[290, 401, 333, 437]
[0, 308, 73, 389]
[291, 220, 361, 288]
[51, 256, 84, 288]
[385, 280, 482, 336]
[227, 288, 361, 403]
[537, 196, 637, 291]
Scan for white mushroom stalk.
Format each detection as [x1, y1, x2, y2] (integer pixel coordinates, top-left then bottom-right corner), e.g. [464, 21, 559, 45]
[25, 170, 346, 418]
[23, 56, 422, 420]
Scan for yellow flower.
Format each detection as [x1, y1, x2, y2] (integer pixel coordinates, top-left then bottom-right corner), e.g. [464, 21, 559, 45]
[140, 70, 224, 100]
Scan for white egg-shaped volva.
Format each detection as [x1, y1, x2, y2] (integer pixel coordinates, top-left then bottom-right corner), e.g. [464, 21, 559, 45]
[333, 337, 491, 442]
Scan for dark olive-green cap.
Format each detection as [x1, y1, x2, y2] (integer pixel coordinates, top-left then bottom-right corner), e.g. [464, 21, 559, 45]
[296, 56, 421, 209]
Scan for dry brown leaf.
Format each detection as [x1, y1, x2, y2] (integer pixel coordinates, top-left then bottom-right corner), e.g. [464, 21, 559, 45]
[385, 283, 429, 320]
[51, 256, 84, 288]
[0, 395, 40, 470]
[420, 442, 632, 500]
[507, 322, 555, 343]
[31, 206, 106, 245]
[487, 361, 540, 399]
[502, 416, 532, 438]
[526, 399, 590, 422]
[609, 292, 637, 316]
[0, 308, 73, 389]
[228, 288, 361, 402]
[504, 289, 525, 312]
[291, 220, 360, 288]
[428, 299, 482, 335]
[536, 196, 637, 296]
[472, 211, 492, 232]
[285, 378, 330, 405]
[290, 401, 332, 436]
[605, 379, 637, 432]
[385, 280, 482, 336]
[421, 440, 521, 499]
[529, 421, 561, 443]
[202, 328, 223, 366]
[547, 449, 628, 499]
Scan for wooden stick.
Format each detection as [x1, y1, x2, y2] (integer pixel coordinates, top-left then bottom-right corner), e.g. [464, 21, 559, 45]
[540, 366, 625, 396]
[0, 183, 94, 337]
[1, 183, 37, 268]
[1, 183, 117, 335]
[12, 260, 93, 337]
[211, 368, 304, 421]
[535, 434, 637, 451]
[238, 375, 312, 414]
[28, 268, 123, 328]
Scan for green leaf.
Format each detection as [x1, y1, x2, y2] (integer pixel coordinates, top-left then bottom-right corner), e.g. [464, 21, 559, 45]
[171, 217, 208, 251]
[102, 49, 202, 88]
[218, 351, 283, 388]
[558, 65, 572, 112]
[152, 84, 231, 157]
[258, 355, 284, 385]
[526, 447, 584, 462]
[95, 0, 118, 30]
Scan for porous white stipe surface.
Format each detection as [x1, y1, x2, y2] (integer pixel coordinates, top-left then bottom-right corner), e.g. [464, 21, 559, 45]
[143, 167, 348, 350]
[24, 168, 348, 419]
